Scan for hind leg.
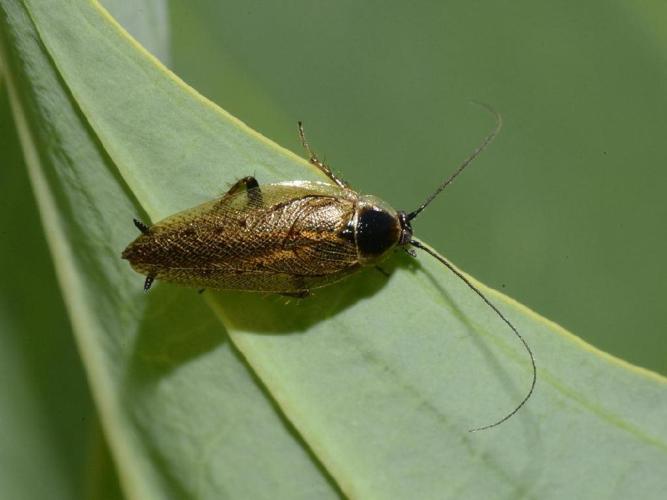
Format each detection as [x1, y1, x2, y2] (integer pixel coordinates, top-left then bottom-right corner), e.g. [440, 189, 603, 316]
[144, 274, 156, 292]
[221, 176, 263, 206]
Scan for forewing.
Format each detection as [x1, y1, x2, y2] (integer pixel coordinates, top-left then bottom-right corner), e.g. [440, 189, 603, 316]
[127, 181, 361, 291]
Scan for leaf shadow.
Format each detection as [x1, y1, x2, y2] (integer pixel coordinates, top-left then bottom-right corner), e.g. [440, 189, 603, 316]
[124, 245, 546, 496]
[125, 248, 414, 380]
[126, 285, 227, 382]
[122, 284, 346, 498]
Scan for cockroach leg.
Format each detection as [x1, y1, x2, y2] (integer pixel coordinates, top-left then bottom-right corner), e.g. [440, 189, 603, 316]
[224, 176, 263, 206]
[297, 121, 349, 189]
[225, 176, 258, 195]
[144, 274, 155, 292]
[280, 290, 310, 299]
[374, 265, 390, 278]
[133, 218, 150, 235]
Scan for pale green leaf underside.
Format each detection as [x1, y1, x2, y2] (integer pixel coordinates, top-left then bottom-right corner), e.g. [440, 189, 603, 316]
[2, 0, 666, 499]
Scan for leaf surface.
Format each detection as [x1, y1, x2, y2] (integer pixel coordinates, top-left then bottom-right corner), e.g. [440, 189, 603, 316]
[0, 78, 102, 500]
[1, 0, 666, 498]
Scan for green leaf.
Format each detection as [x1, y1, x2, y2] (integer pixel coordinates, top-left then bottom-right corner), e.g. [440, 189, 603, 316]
[0, 1, 337, 499]
[0, 80, 102, 500]
[1, 1, 666, 499]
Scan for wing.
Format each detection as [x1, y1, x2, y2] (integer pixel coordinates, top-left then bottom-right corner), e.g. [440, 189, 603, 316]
[124, 182, 362, 292]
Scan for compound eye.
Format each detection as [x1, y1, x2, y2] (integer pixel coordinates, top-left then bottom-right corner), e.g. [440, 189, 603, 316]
[356, 207, 401, 259]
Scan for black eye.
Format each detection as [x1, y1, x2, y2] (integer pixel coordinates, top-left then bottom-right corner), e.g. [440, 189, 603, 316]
[356, 207, 400, 258]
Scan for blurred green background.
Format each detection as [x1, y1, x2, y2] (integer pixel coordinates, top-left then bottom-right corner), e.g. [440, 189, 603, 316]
[165, 0, 667, 375]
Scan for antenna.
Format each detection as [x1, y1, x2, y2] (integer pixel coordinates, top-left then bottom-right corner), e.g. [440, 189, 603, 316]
[407, 102, 502, 221]
[409, 240, 536, 432]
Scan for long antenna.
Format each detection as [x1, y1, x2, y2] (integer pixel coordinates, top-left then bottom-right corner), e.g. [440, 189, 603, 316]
[407, 102, 502, 221]
[409, 239, 536, 432]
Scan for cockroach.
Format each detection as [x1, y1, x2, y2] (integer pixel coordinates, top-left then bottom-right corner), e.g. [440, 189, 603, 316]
[122, 104, 536, 432]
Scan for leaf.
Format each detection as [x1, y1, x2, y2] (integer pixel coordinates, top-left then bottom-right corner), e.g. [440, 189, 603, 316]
[1, 1, 666, 499]
[0, 79, 107, 500]
[0, 1, 337, 499]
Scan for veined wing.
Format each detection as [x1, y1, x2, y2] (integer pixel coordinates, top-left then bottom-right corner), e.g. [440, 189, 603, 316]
[126, 181, 362, 291]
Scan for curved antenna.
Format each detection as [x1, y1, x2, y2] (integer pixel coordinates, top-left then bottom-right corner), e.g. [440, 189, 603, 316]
[409, 240, 536, 432]
[407, 102, 502, 221]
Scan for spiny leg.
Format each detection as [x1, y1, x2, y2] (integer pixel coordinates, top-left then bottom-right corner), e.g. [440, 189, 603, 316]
[224, 176, 263, 205]
[280, 276, 311, 299]
[133, 218, 150, 234]
[280, 290, 310, 299]
[374, 265, 390, 278]
[144, 274, 155, 292]
[297, 121, 349, 189]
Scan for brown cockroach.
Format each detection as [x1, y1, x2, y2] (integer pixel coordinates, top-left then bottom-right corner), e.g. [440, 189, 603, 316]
[122, 105, 536, 431]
